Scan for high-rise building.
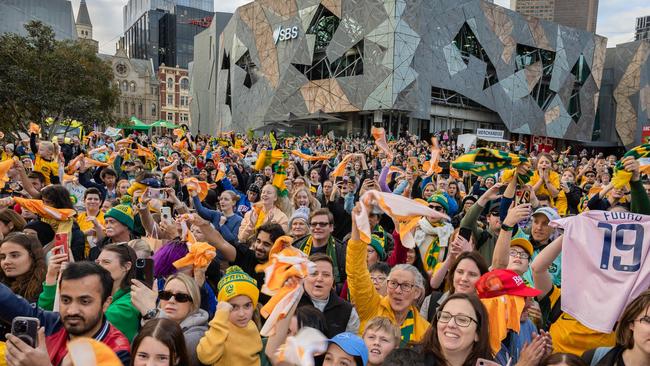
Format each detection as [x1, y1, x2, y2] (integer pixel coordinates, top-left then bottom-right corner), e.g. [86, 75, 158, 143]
[636, 16, 650, 41]
[75, 0, 98, 52]
[122, 0, 213, 32]
[120, 3, 213, 70]
[511, 0, 599, 32]
[0, 0, 77, 40]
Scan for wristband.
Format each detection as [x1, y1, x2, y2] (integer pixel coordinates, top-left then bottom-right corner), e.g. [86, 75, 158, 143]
[501, 224, 514, 232]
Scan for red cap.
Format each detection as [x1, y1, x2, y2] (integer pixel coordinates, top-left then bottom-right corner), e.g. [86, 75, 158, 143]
[475, 269, 542, 299]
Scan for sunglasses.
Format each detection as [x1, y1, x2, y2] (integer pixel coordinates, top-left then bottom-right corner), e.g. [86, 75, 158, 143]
[310, 221, 331, 227]
[158, 290, 193, 303]
[429, 205, 445, 213]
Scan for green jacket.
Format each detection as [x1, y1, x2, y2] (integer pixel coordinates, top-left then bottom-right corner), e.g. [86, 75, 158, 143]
[460, 201, 498, 264]
[38, 283, 140, 341]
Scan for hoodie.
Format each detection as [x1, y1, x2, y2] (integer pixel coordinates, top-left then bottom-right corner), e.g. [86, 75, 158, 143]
[157, 309, 209, 366]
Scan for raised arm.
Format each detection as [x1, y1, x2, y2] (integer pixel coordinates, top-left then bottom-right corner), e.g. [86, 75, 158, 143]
[492, 203, 531, 269]
[346, 203, 381, 322]
[530, 234, 563, 300]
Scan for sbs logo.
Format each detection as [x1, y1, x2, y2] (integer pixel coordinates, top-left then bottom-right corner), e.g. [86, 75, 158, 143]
[273, 26, 299, 44]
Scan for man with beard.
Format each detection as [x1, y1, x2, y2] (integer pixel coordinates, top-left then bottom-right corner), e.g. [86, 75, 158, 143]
[1, 262, 130, 366]
[204, 222, 284, 304]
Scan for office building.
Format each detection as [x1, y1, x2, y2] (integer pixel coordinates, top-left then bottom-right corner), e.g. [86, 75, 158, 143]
[636, 16, 650, 41]
[122, 0, 213, 32]
[511, 0, 598, 32]
[120, 4, 213, 69]
[75, 0, 98, 52]
[0, 0, 77, 40]
[215, 0, 607, 144]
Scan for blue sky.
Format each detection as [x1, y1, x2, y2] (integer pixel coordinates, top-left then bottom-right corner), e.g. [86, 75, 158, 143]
[72, 0, 649, 55]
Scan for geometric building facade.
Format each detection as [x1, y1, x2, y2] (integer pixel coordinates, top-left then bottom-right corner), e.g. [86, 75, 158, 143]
[215, 0, 607, 142]
[598, 41, 650, 147]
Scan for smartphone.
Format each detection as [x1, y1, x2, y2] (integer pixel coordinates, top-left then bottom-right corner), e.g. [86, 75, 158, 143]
[135, 258, 154, 288]
[160, 206, 172, 223]
[517, 190, 531, 205]
[54, 233, 69, 258]
[11, 317, 40, 348]
[146, 188, 166, 200]
[459, 227, 473, 242]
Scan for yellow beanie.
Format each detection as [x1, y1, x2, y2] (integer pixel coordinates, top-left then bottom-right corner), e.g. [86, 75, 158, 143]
[218, 265, 259, 308]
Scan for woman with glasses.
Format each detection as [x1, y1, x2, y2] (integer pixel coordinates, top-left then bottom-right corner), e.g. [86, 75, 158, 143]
[347, 203, 430, 345]
[130, 273, 208, 366]
[419, 292, 492, 365]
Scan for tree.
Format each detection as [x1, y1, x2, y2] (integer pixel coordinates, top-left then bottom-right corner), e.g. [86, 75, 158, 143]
[0, 21, 119, 139]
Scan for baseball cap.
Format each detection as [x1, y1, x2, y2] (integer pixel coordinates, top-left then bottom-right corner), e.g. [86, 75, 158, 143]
[475, 269, 542, 299]
[510, 237, 534, 257]
[488, 201, 501, 215]
[328, 332, 368, 366]
[532, 207, 560, 222]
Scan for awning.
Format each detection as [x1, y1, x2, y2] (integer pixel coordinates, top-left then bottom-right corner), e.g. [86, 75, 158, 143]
[477, 136, 510, 143]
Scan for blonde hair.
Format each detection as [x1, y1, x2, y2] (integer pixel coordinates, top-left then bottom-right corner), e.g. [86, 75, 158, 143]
[291, 187, 320, 211]
[128, 239, 152, 257]
[363, 316, 401, 346]
[164, 273, 201, 314]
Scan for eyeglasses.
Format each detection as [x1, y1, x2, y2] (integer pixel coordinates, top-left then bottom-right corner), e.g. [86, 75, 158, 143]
[158, 290, 193, 303]
[387, 280, 415, 293]
[437, 311, 478, 327]
[429, 205, 445, 213]
[310, 221, 331, 227]
[509, 250, 530, 260]
[370, 276, 387, 283]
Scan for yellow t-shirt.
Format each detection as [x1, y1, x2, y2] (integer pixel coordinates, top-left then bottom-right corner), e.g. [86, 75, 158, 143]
[34, 155, 59, 185]
[542, 286, 615, 355]
[531, 170, 560, 201]
[77, 211, 105, 257]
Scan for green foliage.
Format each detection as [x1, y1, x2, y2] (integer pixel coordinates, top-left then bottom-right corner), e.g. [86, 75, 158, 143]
[0, 21, 119, 138]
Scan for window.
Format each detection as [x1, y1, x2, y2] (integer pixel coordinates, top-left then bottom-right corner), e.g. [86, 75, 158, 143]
[453, 23, 498, 89]
[138, 103, 143, 117]
[167, 112, 174, 121]
[131, 103, 136, 115]
[167, 77, 174, 90]
[180, 96, 189, 106]
[130, 81, 136, 92]
[167, 94, 174, 106]
[121, 81, 128, 92]
[515, 44, 557, 110]
[568, 54, 591, 123]
[151, 103, 157, 116]
[123, 101, 128, 115]
[180, 113, 189, 123]
[180, 78, 189, 90]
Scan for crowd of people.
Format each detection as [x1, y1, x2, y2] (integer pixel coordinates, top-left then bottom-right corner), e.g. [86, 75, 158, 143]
[0, 124, 648, 366]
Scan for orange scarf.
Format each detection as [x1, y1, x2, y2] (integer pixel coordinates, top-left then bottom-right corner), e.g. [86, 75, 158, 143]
[481, 295, 526, 353]
[255, 236, 314, 336]
[330, 154, 354, 177]
[354, 191, 448, 247]
[371, 126, 393, 159]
